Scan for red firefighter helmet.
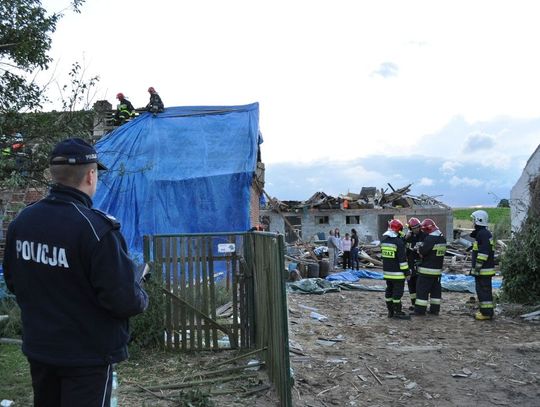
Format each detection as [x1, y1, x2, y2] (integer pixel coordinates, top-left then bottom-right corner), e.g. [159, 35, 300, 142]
[388, 219, 404, 233]
[148, 87, 155, 93]
[421, 218, 439, 234]
[407, 217, 421, 229]
[116, 92, 124, 100]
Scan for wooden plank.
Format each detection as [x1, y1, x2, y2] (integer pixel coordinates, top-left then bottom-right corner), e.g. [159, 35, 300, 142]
[160, 289, 231, 337]
[196, 237, 203, 350]
[172, 237, 179, 349]
[201, 237, 211, 349]
[164, 237, 172, 350]
[231, 236, 239, 349]
[208, 237, 218, 350]
[180, 237, 187, 351]
[187, 238, 195, 350]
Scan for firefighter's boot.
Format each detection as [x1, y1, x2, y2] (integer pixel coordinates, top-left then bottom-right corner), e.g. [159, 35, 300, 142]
[475, 311, 492, 321]
[386, 301, 394, 318]
[393, 302, 411, 320]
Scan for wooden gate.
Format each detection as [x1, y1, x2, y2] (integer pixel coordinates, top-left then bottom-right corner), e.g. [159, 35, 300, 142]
[143, 231, 292, 406]
[144, 233, 253, 351]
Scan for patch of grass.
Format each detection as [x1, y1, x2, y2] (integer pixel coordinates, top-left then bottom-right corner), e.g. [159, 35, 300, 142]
[0, 298, 22, 338]
[453, 207, 510, 225]
[0, 344, 33, 405]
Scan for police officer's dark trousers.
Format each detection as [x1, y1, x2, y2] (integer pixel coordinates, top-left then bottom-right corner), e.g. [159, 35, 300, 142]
[475, 275, 494, 317]
[385, 279, 405, 317]
[29, 359, 112, 407]
[414, 274, 441, 315]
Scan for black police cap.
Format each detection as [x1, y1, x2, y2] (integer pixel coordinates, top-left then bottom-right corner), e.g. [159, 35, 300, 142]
[49, 138, 108, 170]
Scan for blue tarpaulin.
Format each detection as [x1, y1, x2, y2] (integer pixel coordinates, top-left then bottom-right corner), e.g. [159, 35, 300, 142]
[325, 270, 502, 293]
[93, 103, 260, 259]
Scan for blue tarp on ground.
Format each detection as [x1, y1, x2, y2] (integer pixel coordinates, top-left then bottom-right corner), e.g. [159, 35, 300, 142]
[93, 103, 260, 259]
[325, 270, 502, 293]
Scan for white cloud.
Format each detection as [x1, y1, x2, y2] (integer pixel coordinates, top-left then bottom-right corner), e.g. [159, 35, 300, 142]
[372, 62, 399, 78]
[440, 161, 462, 175]
[463, 132, 496, 153]
[449, 176, 483, 187]
[419, 177, 434, 186]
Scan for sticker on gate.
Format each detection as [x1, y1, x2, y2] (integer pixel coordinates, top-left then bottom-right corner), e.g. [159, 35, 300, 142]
[218, 243, 236, 253]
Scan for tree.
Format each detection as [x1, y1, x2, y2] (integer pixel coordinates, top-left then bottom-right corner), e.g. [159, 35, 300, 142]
[497, 198, 510, 208]
[0, 0, 85, 112]
[0, 61, 99, 189]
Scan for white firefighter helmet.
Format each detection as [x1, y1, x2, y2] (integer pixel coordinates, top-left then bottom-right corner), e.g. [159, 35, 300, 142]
[471, 210, 489, 226]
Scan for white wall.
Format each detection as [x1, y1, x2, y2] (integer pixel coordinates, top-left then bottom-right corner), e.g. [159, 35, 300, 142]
[510, 145, 540, 232]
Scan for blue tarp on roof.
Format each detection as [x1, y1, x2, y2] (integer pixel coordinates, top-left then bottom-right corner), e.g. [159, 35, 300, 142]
[93, 103, 260, 259]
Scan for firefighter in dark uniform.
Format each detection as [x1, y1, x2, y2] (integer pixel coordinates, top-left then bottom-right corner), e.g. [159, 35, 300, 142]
[114, 92, 136, 125]
[404, 217, 427, 310]
[381, 219, 410, 320]
[146, 86, 165, 114]
[2, 138, 148, 406]
[470, 210, 496, 320]
[414, 218, 446, 316]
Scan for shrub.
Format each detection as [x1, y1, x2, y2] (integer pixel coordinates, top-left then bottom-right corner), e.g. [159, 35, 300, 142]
[500, 176, 540, 304]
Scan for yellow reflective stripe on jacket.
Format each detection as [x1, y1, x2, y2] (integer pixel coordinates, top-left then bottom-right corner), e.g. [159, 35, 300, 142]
[418, 267, 442, 276]
[381, 243, 397, 258]
[383, 271, 405, 280]
[433, 243, 447, 256]
[400, 262, 409, 270]
[479, 268, 496, 276]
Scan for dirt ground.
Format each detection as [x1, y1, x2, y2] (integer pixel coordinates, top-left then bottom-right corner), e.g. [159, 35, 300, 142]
[287, 278, 540, 407]
[118, 277, 539, 407]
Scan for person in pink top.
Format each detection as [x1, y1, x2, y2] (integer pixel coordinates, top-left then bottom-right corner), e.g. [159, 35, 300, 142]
[341, 233, 352, 269]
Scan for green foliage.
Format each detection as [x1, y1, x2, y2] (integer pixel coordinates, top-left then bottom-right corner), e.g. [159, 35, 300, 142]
[492, 213, 511, 241]
[497, 198, 510, 208]
[0, 298, 22, 338]
[453, 207, 510, 225]
[129, 267, 166, 350]
[0, 1, 86, 112]
[500, 215, 540, 304]
[0, 343, 32, 405]
[0, 61, 98, 188]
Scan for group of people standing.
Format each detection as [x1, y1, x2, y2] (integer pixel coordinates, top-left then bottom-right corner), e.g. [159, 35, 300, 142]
[113, 86, 165, 125]
[381, 211, 495, 321]
[327, 228, 360, 270]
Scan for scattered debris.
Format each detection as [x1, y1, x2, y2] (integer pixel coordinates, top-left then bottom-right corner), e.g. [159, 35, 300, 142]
[520, 309, 540, 321]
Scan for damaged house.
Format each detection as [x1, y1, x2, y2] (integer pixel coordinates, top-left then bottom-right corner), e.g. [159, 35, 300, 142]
[261, 184, 453, 243]
[510, 144, 540, 232]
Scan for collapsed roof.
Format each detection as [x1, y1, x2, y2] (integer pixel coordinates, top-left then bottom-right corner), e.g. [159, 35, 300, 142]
[267, 184, 449, 211]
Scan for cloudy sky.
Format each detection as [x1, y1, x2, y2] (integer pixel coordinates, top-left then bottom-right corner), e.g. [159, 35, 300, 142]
[41, 0, 540, 206]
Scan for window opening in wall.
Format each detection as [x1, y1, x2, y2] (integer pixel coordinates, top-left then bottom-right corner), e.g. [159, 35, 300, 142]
[315, 216, 329, 224]
[346, 215, 360, 224]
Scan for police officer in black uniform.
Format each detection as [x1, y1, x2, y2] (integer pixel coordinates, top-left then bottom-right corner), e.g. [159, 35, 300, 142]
[3, 138, 148, 407]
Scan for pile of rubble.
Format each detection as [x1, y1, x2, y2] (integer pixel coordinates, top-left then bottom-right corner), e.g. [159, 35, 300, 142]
[285, 228, 508, 278]
[267, 184, 449, 211]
